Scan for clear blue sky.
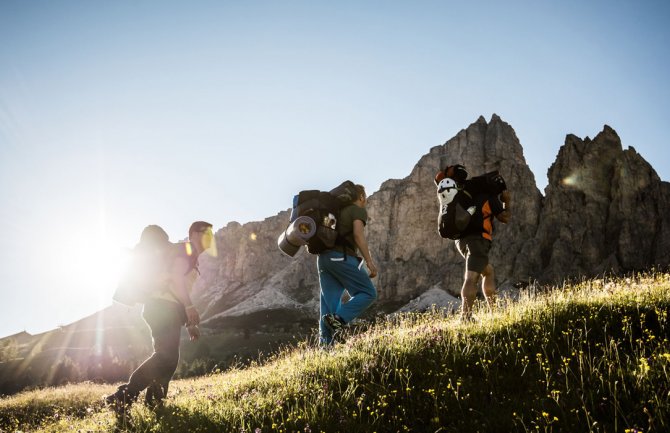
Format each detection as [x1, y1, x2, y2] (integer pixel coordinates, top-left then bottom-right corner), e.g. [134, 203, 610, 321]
[1, 0, 668, 338]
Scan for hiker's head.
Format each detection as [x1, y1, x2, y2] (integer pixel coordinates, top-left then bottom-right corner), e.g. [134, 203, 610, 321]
[354, 184, 367, 206]
[138, 225, 170, 250]
[189, 221, 214, 252]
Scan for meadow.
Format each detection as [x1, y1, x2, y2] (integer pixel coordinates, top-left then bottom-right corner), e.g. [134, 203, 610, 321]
[1, 272, 668, 432]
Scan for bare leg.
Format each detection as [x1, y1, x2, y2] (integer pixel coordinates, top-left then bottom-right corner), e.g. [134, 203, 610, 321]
[461, 270, 480, 318]
[481, 264, 496, 311]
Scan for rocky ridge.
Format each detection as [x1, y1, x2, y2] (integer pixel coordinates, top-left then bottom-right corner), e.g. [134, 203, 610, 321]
[194, 115, 670, 326]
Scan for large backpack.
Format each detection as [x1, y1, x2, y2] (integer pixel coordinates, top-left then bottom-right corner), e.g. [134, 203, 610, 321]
[278, 180, 358, 256]
[435, 166, 507, 240]
[436, 177, 476, 239]
[114, 235, 198, 306]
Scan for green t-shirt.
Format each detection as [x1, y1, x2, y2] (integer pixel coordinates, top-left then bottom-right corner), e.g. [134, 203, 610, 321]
[334, 204, 368, 256]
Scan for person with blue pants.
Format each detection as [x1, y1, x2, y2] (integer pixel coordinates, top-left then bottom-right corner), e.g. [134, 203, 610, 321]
[319, 184, 378, 345]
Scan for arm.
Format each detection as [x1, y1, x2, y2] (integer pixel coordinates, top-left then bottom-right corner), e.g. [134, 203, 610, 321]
[496, 190, 511, 224]
[353, 219, 378, 278]
[171, 256, 201, 326]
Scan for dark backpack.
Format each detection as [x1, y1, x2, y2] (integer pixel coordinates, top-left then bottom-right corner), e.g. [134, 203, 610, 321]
[114, 247, 170, 307]
[279, 180, 358, 256]
[435, 167, 507, 240]
[438, 188, 475, 240]
[464, 170, 507, 197]
[113, 239, 198, 307]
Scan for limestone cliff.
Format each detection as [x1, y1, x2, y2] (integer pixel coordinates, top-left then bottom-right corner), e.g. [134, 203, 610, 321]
[193, 115, 670, 326]
[527, 126, 670, 281]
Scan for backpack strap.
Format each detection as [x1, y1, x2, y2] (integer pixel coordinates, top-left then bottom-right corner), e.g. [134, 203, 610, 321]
[173, 242, 199, 275]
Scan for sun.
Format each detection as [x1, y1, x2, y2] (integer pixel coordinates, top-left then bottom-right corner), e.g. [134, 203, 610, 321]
[47, 226, 130, 308]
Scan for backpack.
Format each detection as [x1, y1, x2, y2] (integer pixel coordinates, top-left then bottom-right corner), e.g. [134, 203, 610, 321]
[436, 177, 476, 239]
[435, 166, 507, 240]
[113, 248, 170, 307]
[278, 180, 358, 256]
[113, 226, 198, 306]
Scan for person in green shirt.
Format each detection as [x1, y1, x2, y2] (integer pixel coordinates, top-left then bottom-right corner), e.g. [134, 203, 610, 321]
[319, 184, 378, 344]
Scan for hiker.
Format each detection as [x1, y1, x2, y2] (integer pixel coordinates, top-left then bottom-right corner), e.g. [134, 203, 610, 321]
[104, 221, 214, 413]
[319, 184, 378, 345]
[454, 177, 510, 319]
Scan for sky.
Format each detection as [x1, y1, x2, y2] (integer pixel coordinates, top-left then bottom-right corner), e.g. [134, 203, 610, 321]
[1, 0, 668, 339]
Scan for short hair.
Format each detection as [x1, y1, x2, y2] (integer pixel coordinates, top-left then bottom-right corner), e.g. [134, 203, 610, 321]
[354, 184, 366, 198]
[189, 221, 213, 239]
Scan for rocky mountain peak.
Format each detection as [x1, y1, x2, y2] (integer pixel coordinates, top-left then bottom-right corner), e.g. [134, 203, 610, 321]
[533, 124, 669, 281]
[192, 116, 669, 326]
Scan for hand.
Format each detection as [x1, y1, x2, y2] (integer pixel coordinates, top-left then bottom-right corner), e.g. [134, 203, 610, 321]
[366, 260, 378, 278]
[185, 306, 200, 326]
[187, 325, 200, 341]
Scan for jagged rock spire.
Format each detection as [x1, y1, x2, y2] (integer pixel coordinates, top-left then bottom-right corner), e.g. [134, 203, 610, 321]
[193, 116, 670, 324]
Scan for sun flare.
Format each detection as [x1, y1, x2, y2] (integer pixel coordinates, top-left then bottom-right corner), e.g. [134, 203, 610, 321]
[47, 228, 130, 306]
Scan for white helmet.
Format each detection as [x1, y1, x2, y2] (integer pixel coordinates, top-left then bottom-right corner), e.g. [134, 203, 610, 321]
[437, 177, 459, 205]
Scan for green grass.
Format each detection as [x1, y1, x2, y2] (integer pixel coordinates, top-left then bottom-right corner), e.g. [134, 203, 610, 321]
[2, 272, 669, 432]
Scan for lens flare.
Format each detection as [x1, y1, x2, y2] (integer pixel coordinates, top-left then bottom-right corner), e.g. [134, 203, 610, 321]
[206, 237, 218, 257]
[561, 173, 579, 187]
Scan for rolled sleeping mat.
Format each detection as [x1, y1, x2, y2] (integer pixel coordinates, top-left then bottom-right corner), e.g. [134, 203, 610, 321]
[277, 216, 317, 257]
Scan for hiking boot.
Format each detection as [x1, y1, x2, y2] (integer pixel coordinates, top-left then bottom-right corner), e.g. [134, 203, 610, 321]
[103, 394, 128, 416]
[322, 313, 345, 335]
[103, 386, 134, 416]
[145, 382, 167, 411]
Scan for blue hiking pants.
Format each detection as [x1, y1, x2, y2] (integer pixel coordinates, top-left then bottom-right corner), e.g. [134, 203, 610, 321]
[317, 250, 377, 344]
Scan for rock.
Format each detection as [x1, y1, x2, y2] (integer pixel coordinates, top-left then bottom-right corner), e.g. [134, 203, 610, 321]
[529, 125, 670, 281]
[396, 285, 460, 313]
[191, 115, 670, 326]
[193, 211, 321, 322]
[366, 114, 543, 303]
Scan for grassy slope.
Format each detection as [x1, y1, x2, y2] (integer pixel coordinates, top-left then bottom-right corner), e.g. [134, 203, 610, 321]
[1, 273, 669, 433]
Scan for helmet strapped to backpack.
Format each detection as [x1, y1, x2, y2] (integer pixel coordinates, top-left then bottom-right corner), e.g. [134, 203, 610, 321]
[434, 165, 508, 240]
[437, 177, 459, 205]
